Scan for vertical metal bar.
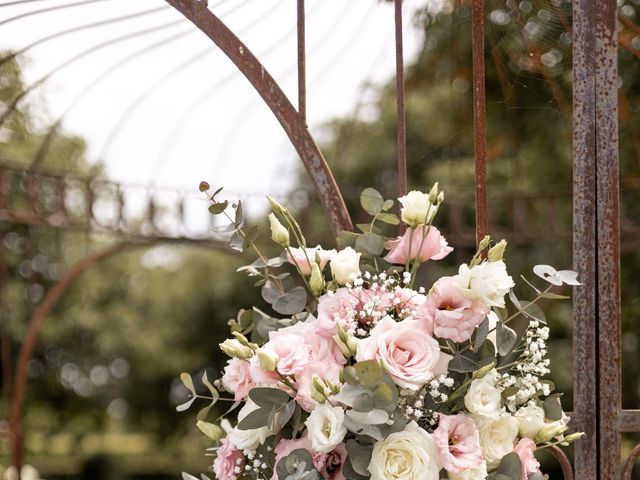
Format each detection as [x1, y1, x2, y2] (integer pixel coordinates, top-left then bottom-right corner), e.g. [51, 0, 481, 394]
[471, 0, 488, 244]
[394, 0, 407, 201]
[596, 0, 621, 476]
[297, 0, 306, 122]
[572, 0, 598, 477]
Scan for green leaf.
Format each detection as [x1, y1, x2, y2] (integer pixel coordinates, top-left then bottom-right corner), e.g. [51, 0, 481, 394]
[521, 302, 547, 323]
[473, 317, 490, 352]
[337, 231, 359, 249]
[229, 231, 244, 252]
[449, 354, 478, 373]
[276, 449, 319, 480]
[508, 289, 521, 309]
[249, 387, 291, 409]
[208, 201, 228, 215]
[278, 400, 297, 429]
[377, 212, 400, 225]
[346, 440, 373, 476]
[382, 199, 394, 211]
[243, 224, 259, 249]
[180, 372, 196, 396]
[273, 286, 307, 315]
[202, 371, 219, 401]
[480, 338, 496, 358]
[539, 291, 570, 300]
[176, 397, 196, 412]
[360, 188, 385, 215]
[543, 394, 564, 421]
[234, 200, 243, 226]
[355, 232, 385, 256]
[494, 452, 522, 480]
[237, 407, 271, 430]
[501, 386, 520, 400]
[261, 281, 281, 304]
[496, 321, 518, 356]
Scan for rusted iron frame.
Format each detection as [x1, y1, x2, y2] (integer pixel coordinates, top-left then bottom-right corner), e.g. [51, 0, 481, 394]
[596, 0, 622, 476]
[549, 445, 575, 480]
[471, 0, 488, 245]
[163, 0, 352, 238]
[9, 241, 132, 472]
[624, 443, 640, 479]
[572, 0, 598, 476]
[297, 0, 306, 122]
[394, 0, 407, 206]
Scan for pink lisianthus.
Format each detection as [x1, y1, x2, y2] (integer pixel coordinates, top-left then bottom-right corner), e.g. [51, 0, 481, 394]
[433, 414, 484, 473]
[316, 288, 359, 336]
[383, 226, 453, 265]
[356, 317, 451, 390]
[213, 437, 244, 480]
[295, 361, 342, 412]
[271, 436, 347, 480]
[221, 358, 255, 401]
[427, 277, 489, 342]
[513, 438, 541, 480]
[287, 246, 335, 275]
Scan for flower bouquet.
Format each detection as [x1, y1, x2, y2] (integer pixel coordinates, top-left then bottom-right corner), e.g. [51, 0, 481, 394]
[179, 183, 582, 480]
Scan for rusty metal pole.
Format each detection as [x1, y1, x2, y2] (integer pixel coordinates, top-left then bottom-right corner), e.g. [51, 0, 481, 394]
[394, 0, 407, 203]
[297, 0, 306, 123]
[572, 0, 598, 476]
[471, 0, 488, 245]
[595, 0, 621, 476]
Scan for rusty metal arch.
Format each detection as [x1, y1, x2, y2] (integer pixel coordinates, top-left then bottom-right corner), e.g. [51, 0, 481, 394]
[163, 0, 352, 238]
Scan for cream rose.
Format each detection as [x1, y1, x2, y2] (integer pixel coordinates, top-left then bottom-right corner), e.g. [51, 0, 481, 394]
[304, 404, 347, 454]
[448, 461, 489, 480]
[227, 400, 281, 450]
[454, 260, 515, 308]
[478, 414, 519, 471]
[399, 190, 435, 226]
[330, 247, 361, 285]
[464, 370, 502, 419]
[514, 403, 546, 439]
[368, 421, 441, 480]
[356, 318, 451, 390]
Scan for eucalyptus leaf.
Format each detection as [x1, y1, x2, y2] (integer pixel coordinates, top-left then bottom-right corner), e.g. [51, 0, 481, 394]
[449, 354, 478, 373]
[496, 321, 518, 356]
[202, 371, 219, 401]
[521, 302, 547, 323]
[243, 224, 259, 249]
[377, 212, 400, 225]
[360, 188, 385, 215]
[237, 407, 271, 430]
[229, 231, 244, 252]
[494, 452, 522, 480]
[176, 397, 196, 412]
[382, 199, 394, 211]
[273, 286, 307, 315]
[355, 232, 385, 256]
[539, 291, 570, 300]
[249, 387, 291, 409]
[543, 394, 564, 421]
[474, 317, 490, 352]
[508, 289, 521, 309]
[261, 281, 281, 304]
[345, 440, 374, 476]
[278, 400, 297, 429]
[180, 372, 196, 395]
[276, 449, 319, 480]
[208, 201, 228, 215]
[337, 231, 359, 249]
[234, 200, 243, 226]
[182, 473, 199, 480]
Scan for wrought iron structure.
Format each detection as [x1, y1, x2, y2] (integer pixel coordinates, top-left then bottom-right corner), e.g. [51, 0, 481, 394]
[0, 0, 638, 478]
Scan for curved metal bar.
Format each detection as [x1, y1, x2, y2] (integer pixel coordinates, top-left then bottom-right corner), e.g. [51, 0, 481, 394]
[163, 0, 353, 238]
[548, 445, 574, 480]
[0, 19, 189, 128]
[0, 5, 170, 68]
[0, 0, 116, 27]
[623, 443, 640, 479]
[10, 241, 133, 472]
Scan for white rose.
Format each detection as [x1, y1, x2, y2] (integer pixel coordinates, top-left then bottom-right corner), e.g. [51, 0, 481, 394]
[515, 403, 546, 439]
[228, 400, 281, 450]
[478, 414, 519, 471]
[368, 421, 441, 480]
[304, 404, 347, 453]
[399, 190, 436, 226]
[464, 369, 502, 419]
[330, 247, 361, 285]
[454, 260, 515, 308]
[448, 461, 488, 480]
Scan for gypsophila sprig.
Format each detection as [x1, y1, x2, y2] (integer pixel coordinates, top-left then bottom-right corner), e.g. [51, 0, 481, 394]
[179, 184, 583, 480]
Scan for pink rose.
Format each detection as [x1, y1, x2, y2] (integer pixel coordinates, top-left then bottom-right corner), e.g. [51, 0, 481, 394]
[356, 318, 451, 390]
[287, 246, 334, 275]
[433, 414, 484, 473]
[383, 226, 453, 265]
[213, 437, 244, 480]
[221, 358, 255, 400]
[513, 438, 540, 480]
[427, 277, 489, 342]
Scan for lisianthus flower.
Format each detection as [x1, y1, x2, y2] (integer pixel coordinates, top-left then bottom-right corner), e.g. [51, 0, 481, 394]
[221, 358, 255, 401]
[433, 413, 484, 473]
[384, 225, 452, 265]
[513, 438, 541, 480]
[212, 437, 244, 480]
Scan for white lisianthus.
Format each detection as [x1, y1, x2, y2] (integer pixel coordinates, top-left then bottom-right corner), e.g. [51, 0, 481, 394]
[228, 400, 281, 450]
[464, 369, 503, 419]
[398, 190, 436, 226]
[535, 414, 570, 442]
[268, 213, 289, 247]
[515, 403, 546, 439]
[448, 461, 489, 480]
[454, 260, 515, 308]
[368, 421, 441, 480]
[330, 247, 361, 285]
[478, 414, 520, 471]
[304, 404, 347, 454]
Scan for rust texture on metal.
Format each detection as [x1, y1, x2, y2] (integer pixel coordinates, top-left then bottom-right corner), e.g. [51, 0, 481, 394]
[163, 0, 353, 238]
[548, 445, 575, 480]
[571, 0, 598, 477]
[596, 0, 622, 477]
[10, 241, 133, 472]
[618, 410, 640, 431]
[471, 0, 488, 245]
[394, 0, 407, 202]
[297, 0, 306, 122]
[623, 443, 640, 480]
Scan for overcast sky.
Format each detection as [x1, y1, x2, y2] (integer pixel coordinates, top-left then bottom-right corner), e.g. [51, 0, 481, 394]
[2, 0, 431, 196]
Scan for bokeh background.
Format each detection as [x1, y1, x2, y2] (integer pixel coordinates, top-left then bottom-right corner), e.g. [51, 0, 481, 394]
[0, 0, 639, 478]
